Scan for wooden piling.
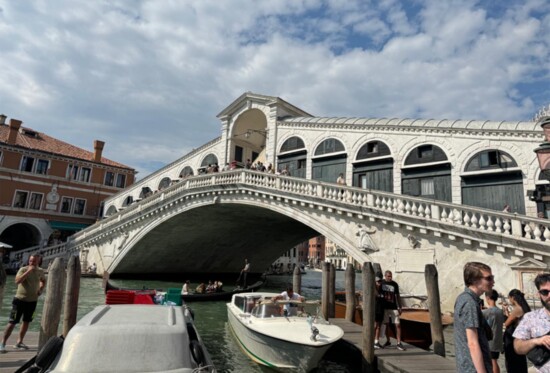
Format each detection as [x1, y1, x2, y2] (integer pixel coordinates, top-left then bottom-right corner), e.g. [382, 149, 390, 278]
[425, 264, 445, 357]
[0, 258, 6, 314]
[39, 257, 65, 348]
[63, 255, 81, 337]
[372, 262, 382, 277]
[329, 263, 336, 318]
[292, 265, 302, 295]
[362, 262, 376, 373]
[345, 265, 356, 322]
[322, 261, 331, 319]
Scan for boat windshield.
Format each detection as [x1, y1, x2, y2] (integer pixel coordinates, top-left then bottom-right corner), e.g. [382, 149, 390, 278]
[250, 301, 324, 319]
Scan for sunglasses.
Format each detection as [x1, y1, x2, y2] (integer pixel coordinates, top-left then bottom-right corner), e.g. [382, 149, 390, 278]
[481, 275, 495, 282]
[539, 289, 550, 296]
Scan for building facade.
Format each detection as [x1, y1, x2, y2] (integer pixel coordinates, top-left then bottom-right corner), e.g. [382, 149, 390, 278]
[0, 116, 136, 252]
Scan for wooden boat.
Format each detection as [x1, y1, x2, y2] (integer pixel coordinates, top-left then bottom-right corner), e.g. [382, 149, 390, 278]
[33, 304, 216, 372]
[227, 292, 344, 371]
[104, 278, 265, 302]
[334, 291, 453, 350]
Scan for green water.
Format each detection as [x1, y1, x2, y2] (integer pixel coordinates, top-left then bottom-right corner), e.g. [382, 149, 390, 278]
[1, 271, 361, 372]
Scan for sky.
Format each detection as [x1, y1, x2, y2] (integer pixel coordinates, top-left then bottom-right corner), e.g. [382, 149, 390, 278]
[0, 0, 548, 179]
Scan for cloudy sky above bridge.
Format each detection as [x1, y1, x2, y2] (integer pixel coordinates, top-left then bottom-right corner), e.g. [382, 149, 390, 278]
[0, 0, 548, 178]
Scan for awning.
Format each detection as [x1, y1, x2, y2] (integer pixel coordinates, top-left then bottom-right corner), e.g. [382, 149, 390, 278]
[49, 221, 90, 231]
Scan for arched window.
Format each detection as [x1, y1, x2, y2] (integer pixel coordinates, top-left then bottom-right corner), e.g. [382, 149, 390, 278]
[312, 138, 347, 183]
[105, 205, 118, 216]
[404, 144, 448, 165]
[158, 177, 171, 191]
[179, 166, 194, 178]
[314, 138, 345, 156]
[280, 137, 305, 153]
[465, 150, 517, 172]
[353, 141, 393, 192]
[462, 149, 524, 213]
[139, 187, 152, 199]
[122, 196, 133, 207]
[402, 144, 451, 202]
[201, 154, 219, 167]
[278, 137, 307, 178]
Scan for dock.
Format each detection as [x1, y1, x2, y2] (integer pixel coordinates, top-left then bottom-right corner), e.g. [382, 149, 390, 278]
[330, 319, 456, 372]
[0, 332, 39, 373]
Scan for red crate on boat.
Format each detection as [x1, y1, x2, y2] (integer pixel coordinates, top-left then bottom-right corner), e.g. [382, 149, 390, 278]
[106, 290, 135, 305]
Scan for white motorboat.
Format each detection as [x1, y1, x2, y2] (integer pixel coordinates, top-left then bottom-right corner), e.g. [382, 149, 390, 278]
[227, 292, 344, 372]
[39, 304, 216, 372]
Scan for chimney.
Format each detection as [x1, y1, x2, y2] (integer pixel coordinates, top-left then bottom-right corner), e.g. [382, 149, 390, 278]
[0, 114, 6, 125]
[7, 119, 22, 145]
[93, 140, 105, 163]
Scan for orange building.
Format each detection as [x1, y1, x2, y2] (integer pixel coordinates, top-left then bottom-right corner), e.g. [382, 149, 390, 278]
[0, 115, 136, 252]
[307, 235, 325, 268]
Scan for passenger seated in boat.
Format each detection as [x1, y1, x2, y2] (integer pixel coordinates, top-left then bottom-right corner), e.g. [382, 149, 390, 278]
[88, 263, 97, 274]
[272, 285, 305, 316]
[181, 280, 190, 295]
[215, 281, 223, 292]
[206, 280, 216, 293]
[195, 283, 206, 294]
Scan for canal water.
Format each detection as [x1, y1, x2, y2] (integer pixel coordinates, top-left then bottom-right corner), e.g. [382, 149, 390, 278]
[0, 270, 365, 372]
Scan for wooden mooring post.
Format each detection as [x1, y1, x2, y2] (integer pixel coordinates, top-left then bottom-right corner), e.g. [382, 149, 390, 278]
[63, 255, 81, 337]
[39, 257, 65, 348]
[425, 264, 445, 357]
[328, 263, 335, 318]
[345, 265, 356, 322]
[293, 265, 302, 294]
[322, 262, 330, 319]
[362, 262, 376, 373]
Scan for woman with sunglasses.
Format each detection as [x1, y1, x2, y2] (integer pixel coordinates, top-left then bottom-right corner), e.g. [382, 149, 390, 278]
[503, 289, 531, 373]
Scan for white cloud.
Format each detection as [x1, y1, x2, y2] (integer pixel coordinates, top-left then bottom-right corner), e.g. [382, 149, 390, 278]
[0, 0, 548, 177]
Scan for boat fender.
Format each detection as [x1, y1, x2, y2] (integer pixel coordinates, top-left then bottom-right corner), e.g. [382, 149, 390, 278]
[35, 335, 64, 372]
[190, 340, 206, 366]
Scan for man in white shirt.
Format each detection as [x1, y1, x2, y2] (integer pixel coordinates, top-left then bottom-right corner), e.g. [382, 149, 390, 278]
[272, 285, 305, 316]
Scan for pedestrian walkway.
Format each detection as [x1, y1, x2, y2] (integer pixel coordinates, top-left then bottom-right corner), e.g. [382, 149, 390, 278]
[0, 332, 38, 373]
[330, 318, 456, 372]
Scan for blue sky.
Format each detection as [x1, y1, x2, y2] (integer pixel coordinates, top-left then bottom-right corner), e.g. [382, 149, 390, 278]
[0, 0, 548, 178]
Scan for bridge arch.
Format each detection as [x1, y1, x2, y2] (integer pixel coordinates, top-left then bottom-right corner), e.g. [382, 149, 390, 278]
[0, 222, 42, 251]
[179, 166, 194, 178]
[352, 139, 394, 192]
[311, 137, 347, 183]
[229, 108, 268, 164]
[158, 177, 172, 191]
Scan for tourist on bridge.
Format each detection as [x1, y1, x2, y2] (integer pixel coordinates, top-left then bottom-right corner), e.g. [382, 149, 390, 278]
[503, 289, 531, 372]
[1, 254, 46, 354]
[513, 273, 550, 372]
[454, 262, 494, 373]
[373, 273, 386, 349]
[482, 290, 504, 373]
[380, 270, 405, 351]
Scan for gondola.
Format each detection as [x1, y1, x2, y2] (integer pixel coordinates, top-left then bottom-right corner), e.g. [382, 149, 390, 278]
[104, 277, 266, 302]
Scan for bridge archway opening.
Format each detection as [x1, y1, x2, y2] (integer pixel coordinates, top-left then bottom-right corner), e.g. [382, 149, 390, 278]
[179, 166, 194, 179]
[105, 205, 118, 216]
[230, 109, 268, 165]
[0, 223, 41, 252]
[158, 177, 172, 191]
[461, 149, 524, 213]
[109, 203, 320, 279]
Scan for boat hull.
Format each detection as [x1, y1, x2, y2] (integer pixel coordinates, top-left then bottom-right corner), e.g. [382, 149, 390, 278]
[227, 309, 331, 371]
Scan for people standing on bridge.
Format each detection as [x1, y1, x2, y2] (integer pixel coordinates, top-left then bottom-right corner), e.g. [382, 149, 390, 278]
[240, 258, 250, 288]
[482, 290, 504, 373]
[513, 273, 550, 372]
[0, 254, 46, 354]
[502, 289, 530, 373]
[381, 270, 405, 351]
[454, 262, 494, 373]
[373, 273, 386, 349]
[336, 173, 346, 186]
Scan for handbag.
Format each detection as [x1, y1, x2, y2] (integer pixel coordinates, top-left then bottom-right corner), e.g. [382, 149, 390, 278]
[527, 330, 550, 367]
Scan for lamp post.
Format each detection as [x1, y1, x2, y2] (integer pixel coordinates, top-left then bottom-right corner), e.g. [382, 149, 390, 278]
[534, 115, 550, 180]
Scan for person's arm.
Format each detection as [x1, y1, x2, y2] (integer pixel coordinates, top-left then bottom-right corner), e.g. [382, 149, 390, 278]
[504, 308, 521, 328]
[396, 283, 403, 315]
[38, 275, 46, 295]
[466, 328, 488, 373]
[514, 335, 550, 355]
[15, 265, 35, 285]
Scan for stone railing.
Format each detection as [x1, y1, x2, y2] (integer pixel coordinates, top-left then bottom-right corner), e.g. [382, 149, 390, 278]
[37, 169, 550, 259]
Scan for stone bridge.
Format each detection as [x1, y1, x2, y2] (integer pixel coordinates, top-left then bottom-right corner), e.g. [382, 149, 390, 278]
[28, 169, 548, 310]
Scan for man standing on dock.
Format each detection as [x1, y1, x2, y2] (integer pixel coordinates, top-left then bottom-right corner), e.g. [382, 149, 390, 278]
[381, 270, 405, 351]
[0, 254, 46, 353]
[454, 262, 494, 373]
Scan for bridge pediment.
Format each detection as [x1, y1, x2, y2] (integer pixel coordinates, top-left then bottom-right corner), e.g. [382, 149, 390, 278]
[216, 92, 312, 120]
[509, 257, 548, 270]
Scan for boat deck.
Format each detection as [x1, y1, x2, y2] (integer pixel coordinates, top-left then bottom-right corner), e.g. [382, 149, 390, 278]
[329, 319, 456, 372]
[0, 332, 39, 373]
